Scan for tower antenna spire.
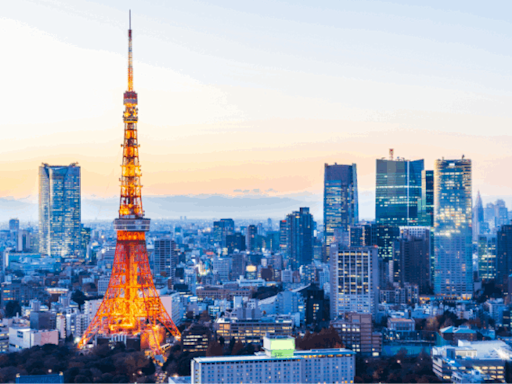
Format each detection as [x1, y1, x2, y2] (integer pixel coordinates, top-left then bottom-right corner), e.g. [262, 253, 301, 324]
[128, 10, 133, 91]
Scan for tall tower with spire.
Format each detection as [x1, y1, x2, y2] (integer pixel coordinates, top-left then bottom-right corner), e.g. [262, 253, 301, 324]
[78, 12, 180, 360]
[473, 190, 484, 241]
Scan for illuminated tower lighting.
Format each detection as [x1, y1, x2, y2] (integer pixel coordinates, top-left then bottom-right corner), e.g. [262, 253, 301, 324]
[78, 11, 180, 361]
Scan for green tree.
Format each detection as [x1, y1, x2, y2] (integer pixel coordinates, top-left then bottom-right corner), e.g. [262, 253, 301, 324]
[5, 300, 22, 318]
[71, 290, 86, 309]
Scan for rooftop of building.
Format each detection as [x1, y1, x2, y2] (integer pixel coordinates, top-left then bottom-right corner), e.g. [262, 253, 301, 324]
[440, 326, 476, 334]
[193, 348, 355, 364]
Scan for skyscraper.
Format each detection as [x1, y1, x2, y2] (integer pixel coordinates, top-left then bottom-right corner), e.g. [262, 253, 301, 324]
[284, 207, 314, 270]
[39, 163, 81, 259]
[396, 227, 431, 294]
[473, 191, 484, 241]
[420, 170, 434, 227]
[213, 218, 235, 248]
[9, 219, 19, 233]
[246, 225, 258, 251]
[330, 244, 379, 317]
[375, 156, 424, 226]
[434, 158, 473, 297]
[497, 225, 512, 288]
[323, 163, 358, 258]
[154, 237, 177, 280]
[478, 234, 497, 281]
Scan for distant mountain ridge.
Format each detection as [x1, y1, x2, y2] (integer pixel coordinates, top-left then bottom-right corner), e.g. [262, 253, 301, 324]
[0, 194, 323, 222]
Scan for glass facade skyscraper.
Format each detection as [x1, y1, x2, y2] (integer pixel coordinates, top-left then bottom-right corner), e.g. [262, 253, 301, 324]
[478, 234, 497, 281]
[323, 163, 358, 257]
[284, 207, 314, 270]
[420, 170, 434, 227]
[434, 158, 472, 297]
[39, 163, 81, 259]
[376, 158, 424, 226]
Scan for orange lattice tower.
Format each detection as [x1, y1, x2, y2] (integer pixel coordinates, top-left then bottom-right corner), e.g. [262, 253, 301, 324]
[78, 12, 180, 359]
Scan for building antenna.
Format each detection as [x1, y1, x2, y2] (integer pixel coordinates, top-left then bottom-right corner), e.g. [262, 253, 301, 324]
[389, 148, 394, 161]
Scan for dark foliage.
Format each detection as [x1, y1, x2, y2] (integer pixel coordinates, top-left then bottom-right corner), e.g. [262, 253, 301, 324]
[71, 290, 86, 309]
[476, 280, 503, 303]
[251, 285, 283, 300]
[0, 342, 156, 383]
[295, 326, 344, 350]
[5, 300, 22, 318]
[354, 351, 442, 383]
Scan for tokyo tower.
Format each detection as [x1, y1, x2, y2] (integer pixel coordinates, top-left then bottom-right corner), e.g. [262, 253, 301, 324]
[78, 12, 180, 360]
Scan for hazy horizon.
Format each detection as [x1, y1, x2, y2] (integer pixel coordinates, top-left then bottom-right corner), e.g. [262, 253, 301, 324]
[3, 1, 512, 219]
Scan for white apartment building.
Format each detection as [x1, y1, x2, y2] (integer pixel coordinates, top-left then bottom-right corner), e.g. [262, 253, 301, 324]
[83, 299, 101, 324]
[0, 325, 8, 353]
[56, 315, 66, 339]
[191, 336, 355, 384]
[161, 292, 183, 327]
[330, 244, 379, 317]
[9, 327, 58, 352]
[98, 276, 111, 296]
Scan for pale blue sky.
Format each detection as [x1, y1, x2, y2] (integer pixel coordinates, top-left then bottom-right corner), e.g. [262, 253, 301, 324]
[2, 1, 512, 219]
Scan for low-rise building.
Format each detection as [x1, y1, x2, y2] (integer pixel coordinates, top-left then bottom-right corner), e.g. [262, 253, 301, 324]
[182, 324, 212, 353]
[438, 326, 477, 346]
[387, 318, 415, 331]
[0, 325, 8, 353]
[215, 316, 293, 344]
[9, 327, 58, 352]
[191, 336, 355, 384]
[331, 312, 382, 357]
[432, 340, 512, 383]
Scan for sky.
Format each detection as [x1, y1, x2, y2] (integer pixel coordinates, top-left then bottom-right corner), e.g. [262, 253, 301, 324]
[2, 0, 512, 220]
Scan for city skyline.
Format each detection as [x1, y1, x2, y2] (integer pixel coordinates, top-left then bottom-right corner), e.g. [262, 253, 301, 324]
[4, 3, 512, 383]
[3, 1, 512, 221]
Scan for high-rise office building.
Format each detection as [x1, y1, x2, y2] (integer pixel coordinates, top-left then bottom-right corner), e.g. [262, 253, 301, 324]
[473, 191, 484, 241]
[213, 218, 235, 248]
[395, 226, 431, 294]
[376, 155, 424, 226]
[246, 225, 258, 251]
[434, 158, 473, 297]
[279, 220, 287, 254]
[484, 200, 509, 231]
[226, 232, 246, 253]
[283, 208, 315, 270]
[420, 170, 434, 227]
[330, 244, 379, 317]
[372, 224, 400, 262]
[153, 237, 177, 280]
[494, 200, 509, 228]
[9, 219, 19, 233]
[323, 163, 358, 258]
[497, 225, 512, 288]
[478, 234, 497, 281]
[349, 224, 373, 248]
[38, 163, 81, 259]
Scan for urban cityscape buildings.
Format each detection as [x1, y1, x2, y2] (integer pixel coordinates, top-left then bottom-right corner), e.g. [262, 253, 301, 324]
[2, 7, 512, 384]
[38, 163, 81, 259]
[323, 163, 358, 259]
[375, 154, 424, 227]
[330, 244, 379, 317]
[191, 336, 355, 384]
[434, 158, 473, 297]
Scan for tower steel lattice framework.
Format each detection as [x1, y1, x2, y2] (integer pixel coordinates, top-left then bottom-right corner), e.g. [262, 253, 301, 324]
[78, 13, 180, 358]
